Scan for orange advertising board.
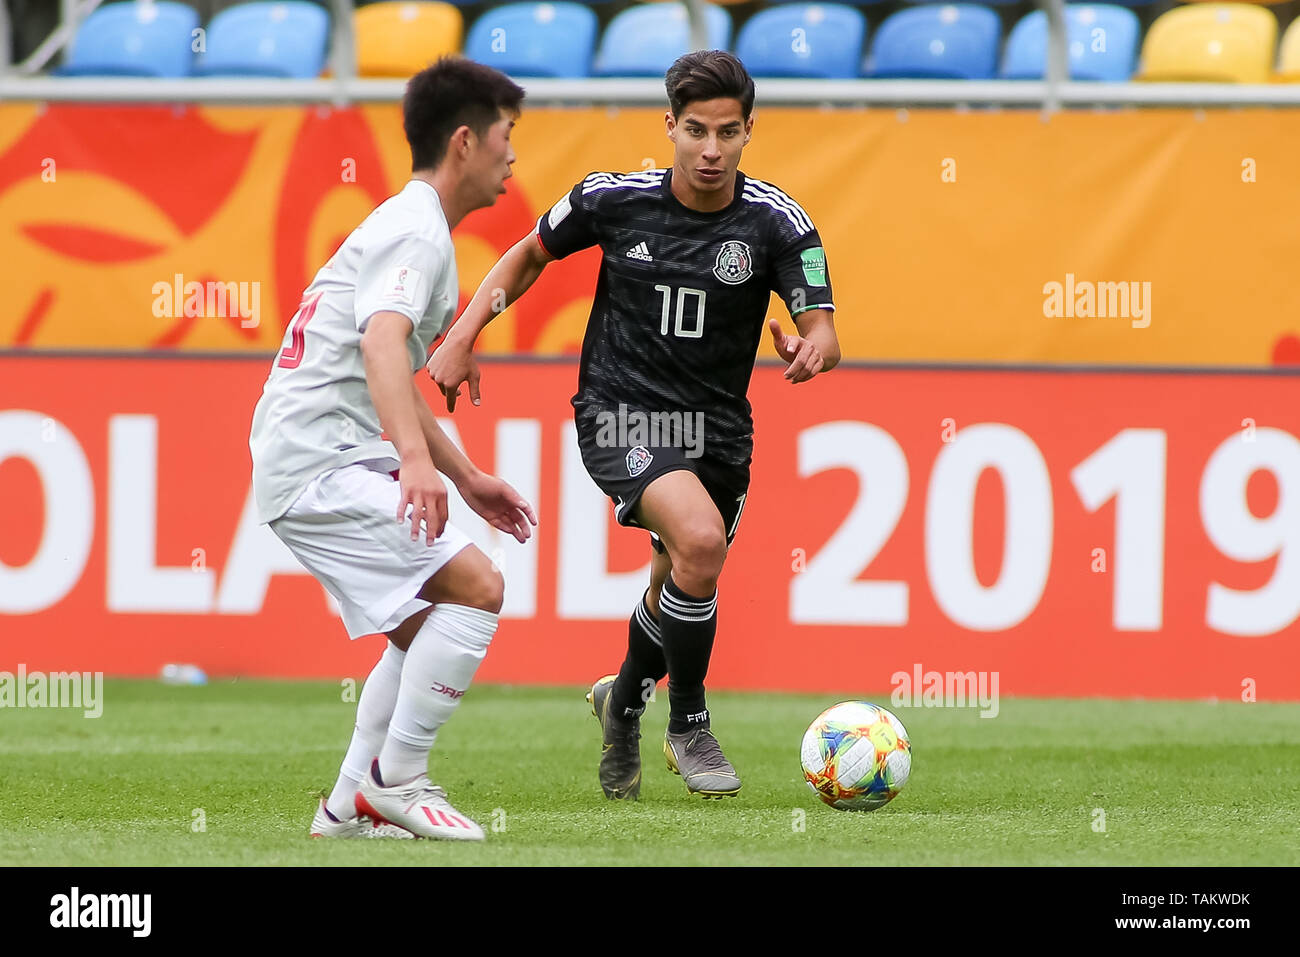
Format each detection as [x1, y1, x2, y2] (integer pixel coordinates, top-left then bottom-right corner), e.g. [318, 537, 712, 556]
[2, 104, 1299, 366]
[2, 357, 1297, 698]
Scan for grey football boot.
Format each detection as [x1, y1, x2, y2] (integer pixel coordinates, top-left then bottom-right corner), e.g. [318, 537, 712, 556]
[586, 675, 642, 800]
[664, 726, 742, 798]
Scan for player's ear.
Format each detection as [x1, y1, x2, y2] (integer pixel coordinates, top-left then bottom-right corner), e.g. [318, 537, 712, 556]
[743, 114, 754, 145]
[451, 124, 473, 157]
[665, 109, 677, 142]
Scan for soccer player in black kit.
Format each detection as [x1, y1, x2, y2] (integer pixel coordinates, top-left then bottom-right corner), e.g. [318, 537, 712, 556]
[428, 51, 840, 799]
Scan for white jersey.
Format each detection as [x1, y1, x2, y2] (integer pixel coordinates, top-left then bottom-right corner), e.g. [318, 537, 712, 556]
[249, 179, 459, 524]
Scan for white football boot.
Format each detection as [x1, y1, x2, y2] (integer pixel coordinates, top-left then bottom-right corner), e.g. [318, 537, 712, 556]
[354, 760, 485, 841]
[309, 798, 415, 839]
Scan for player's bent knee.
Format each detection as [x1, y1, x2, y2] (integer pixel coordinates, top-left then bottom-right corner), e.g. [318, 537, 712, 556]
[436, 566, 503, 615]
[419, 545, 506, 614]
[450, 561, 504, 615]
[668, 524, 727, 586]
[471, 566, 505, 615]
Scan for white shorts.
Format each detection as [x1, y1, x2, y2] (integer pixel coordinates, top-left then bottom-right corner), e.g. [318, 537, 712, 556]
[271, 460, 473, 639]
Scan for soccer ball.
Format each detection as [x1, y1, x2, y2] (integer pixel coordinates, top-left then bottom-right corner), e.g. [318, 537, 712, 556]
[800, 701, 911, 811]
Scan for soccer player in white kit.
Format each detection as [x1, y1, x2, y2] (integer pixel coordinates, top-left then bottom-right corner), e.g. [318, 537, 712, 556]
[248, 59, 536, 841]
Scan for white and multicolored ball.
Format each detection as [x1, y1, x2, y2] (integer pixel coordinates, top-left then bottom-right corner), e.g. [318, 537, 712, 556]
[800, 701, 911, 811]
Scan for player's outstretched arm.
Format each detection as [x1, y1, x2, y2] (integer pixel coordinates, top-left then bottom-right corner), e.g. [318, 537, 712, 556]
[427, 229, 556, 411]
[411, 382, 537, 543]
[769, 310, 841, 383]
[362, 311, 448, 544]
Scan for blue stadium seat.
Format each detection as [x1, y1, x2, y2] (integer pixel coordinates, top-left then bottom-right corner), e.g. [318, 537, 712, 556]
[466, 3, 598, 78]
[195, 2, 330, 78]
[593, 3, 733, 77]
[1001, 6, 1139, 81]
[59, 1, 199, 77]
[735, 5, 866, 79]
[864, 5, 1001, 79]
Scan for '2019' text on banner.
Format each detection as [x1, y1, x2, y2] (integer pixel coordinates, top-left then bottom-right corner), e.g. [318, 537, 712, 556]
[1, 358, 1297, 697]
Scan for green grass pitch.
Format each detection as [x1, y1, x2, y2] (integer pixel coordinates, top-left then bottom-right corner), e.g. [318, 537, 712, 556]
[2, 680, 1296, 866]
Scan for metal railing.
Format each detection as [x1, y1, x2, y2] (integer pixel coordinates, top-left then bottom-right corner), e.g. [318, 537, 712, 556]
[2, 0, 1299, 109]
[15, 0, 105, 75]
[8, 74, 1300, 107]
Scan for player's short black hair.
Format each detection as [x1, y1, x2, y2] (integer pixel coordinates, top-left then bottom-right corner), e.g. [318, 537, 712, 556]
[403, 57, 525, 172]
[665, 51, 756, 120]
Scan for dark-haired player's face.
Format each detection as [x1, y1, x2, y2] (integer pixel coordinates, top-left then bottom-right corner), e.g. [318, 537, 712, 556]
[467, 109, 517, 208]
[666, 98, 752, 196]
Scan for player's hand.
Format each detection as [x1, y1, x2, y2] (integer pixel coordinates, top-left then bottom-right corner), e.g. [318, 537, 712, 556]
[768, 318, 825, 384]
[396, 457, 449, 545]
[457, 471, 538, 544]
[426, 339, 481, 413]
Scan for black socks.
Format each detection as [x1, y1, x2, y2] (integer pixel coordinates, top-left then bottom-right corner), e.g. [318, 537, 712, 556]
[659, 576, 718, 735]
[610, 591, 668, 720]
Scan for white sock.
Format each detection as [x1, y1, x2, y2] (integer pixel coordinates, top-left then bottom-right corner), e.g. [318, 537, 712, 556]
[377, 604, 498, 786]
[325, 641, 404, 820]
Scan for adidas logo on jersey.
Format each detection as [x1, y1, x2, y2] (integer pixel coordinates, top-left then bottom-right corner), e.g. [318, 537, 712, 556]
[625, 242, 654, 262]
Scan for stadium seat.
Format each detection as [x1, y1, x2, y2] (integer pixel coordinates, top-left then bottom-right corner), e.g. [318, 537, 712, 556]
[355, 2, 462, 77]
[592, 3, 733, 77]
[864, 5, 1001, 79]
[195, 1, 330, 78]
[466, 3, 598, 78]
[58, 1, 199, 77]
[1278, 17, 1300, 80]
[1000, 6, 1140, 81]
[1138, 4, 1276, 83]
[735, 5, 866, 79]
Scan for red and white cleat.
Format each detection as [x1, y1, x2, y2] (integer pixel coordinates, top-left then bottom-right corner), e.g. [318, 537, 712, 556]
[309, 798, 415, 839]
[354, 760, 485, 842]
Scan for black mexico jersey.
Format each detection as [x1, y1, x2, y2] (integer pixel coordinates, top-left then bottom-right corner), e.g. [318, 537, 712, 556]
[536, 167, 835, 470]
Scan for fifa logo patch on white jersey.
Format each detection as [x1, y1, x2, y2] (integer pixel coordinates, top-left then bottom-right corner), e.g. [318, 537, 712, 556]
[381, 265, 422, 305]
[714, 240, 753, 285]
[626, 445, 654, 477]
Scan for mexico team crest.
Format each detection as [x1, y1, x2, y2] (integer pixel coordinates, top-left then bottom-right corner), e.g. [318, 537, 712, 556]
[713, 240, 753, 285]
[626, 445, 654, 477]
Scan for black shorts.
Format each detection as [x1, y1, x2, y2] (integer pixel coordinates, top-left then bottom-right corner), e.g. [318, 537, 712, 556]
[575, 416, 750, 553]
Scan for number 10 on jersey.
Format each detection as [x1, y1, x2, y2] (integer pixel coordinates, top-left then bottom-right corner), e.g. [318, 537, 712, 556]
[655, 285, 706, 339]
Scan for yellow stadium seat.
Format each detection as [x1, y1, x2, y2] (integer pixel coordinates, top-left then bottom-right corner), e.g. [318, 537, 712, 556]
[1277, 18, 1300, 80]
[355, 2, 463, 78]
[1138, 4, 1276, 83]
